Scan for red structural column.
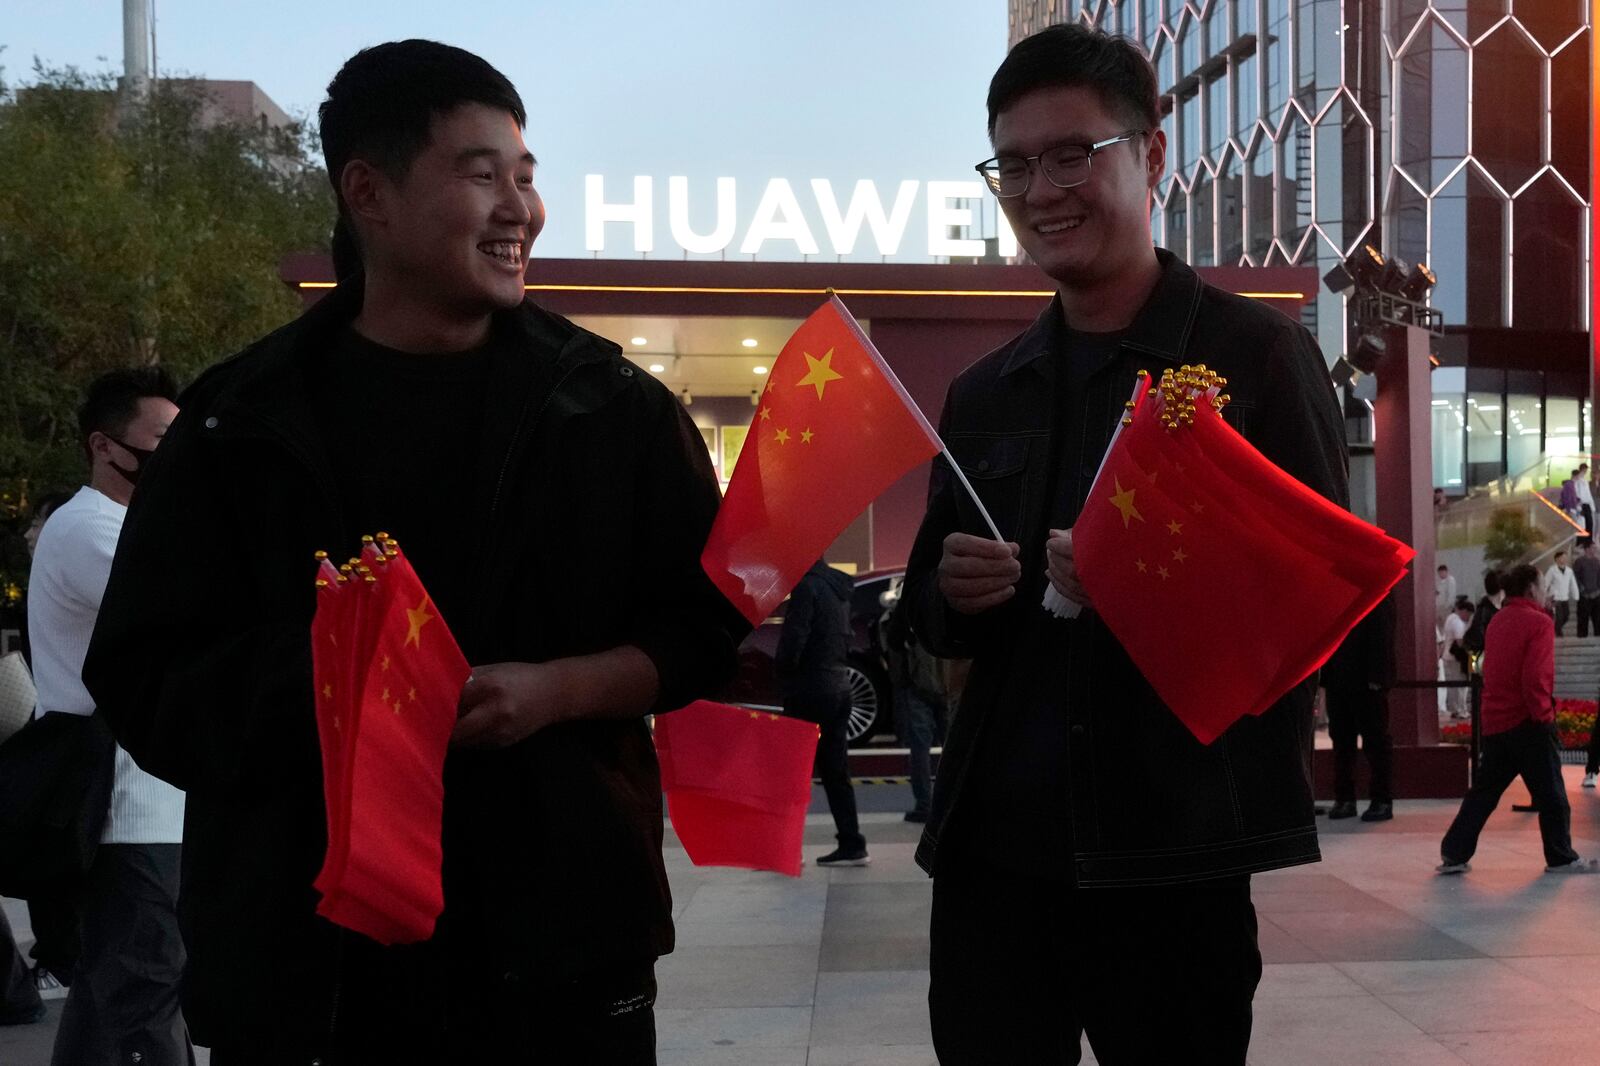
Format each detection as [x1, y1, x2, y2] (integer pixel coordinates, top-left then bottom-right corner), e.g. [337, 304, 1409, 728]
[1374, 323, 1439, 747]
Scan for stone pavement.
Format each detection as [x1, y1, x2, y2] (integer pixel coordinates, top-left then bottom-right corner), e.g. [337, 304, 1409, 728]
[10, 770, 1600, 1064]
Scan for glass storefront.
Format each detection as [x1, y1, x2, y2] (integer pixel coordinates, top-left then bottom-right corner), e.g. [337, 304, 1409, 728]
[1433, 367, 1590, 493]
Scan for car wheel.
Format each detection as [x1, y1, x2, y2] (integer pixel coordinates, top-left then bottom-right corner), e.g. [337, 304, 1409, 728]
[845, 661, 889, 746]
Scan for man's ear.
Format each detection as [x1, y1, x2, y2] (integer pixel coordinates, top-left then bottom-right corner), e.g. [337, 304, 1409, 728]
[1144, 127, 1167, 189]
[340, 160, 388, 231]
[86, 430, 113, 464]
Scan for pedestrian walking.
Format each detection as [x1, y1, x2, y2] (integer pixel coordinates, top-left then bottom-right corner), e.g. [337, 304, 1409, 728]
[904, 23, 1347, 1064]
[1574, 540, 1600, 637]
[1463, 569, 1504, 658]
[0, 909, 44, 1027]
[1440, 599, 1473, 719]
[1577, 463, 1595, 534]
[1436, 564, 1457, 628]
[1322, 594, 1396, 822]
[1438, 564, 1598, 875]
[29, 368, 192, 1066]
[1543, 551, 1579, 637]
[882, 595, 939, 823]
[778, 560, 868, 865]
[83, 41, 745, 1064]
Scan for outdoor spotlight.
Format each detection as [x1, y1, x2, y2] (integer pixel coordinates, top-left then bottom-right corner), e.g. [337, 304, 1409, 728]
[1322, 262, 1356, 295]
[1399, 263, 1437, 302]
[1330, 356, 1360, 389]
[1345, 244, 1386, 290]
[1375, 255, 1410, 296]
[1348, 331, 1387, 375]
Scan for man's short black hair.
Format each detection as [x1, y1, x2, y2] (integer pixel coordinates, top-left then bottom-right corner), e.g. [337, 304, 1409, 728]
[1454, 597, 1474, 615]
[318, 40, 525, 213]
[986, 24, 1161, 138]
[1483, 569, 1502, 596]
[1438, 564, 1449, 573]
[1504, 564, 1540, 599]
[78, 366, 179, 451]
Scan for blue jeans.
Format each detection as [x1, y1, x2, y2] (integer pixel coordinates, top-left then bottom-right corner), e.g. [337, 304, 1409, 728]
[895, 687, 938, 813]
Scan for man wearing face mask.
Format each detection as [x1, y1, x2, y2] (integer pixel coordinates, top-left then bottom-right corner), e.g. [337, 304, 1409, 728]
[27, 367, 192, 1065]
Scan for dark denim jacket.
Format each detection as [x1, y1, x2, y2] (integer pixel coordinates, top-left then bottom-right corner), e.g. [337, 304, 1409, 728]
[905, 252, 1349, 887]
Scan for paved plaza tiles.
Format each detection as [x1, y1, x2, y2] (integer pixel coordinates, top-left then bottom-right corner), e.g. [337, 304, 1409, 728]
[8, 769, 1600, 1064]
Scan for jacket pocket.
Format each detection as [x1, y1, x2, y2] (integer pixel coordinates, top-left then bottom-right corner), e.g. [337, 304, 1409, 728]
[945, 434, 1035, 542]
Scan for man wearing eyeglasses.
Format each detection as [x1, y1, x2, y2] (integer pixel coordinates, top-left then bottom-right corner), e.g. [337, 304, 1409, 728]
[900, 23, 1347, 1065]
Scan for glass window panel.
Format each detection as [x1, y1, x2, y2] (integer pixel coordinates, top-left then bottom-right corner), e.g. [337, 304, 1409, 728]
[1394, 21, 1468, 192]
[1297, 0, 1344, 106]
[1551, 35, 1590, 194]
[1181, 90, 1201, 171]
[1247, 135, 1274, 261]
[1513, 175, 1585, 334]
[1235, 51, 1258, 131]
[1191, 171, 1215, 266]
[1239, 0, 1257, 38]
[1165, 185, 1189, 258]
[1207, 74, 1229, 156]
[1506, 392, 1543, 477]
[1432, 366, 1466, 490]
[1547, 398, 1583, 466]
[1142, 0, 1163, 51]
[1265, 0, 1291, 117]
[1387, 175, 1428, 274]
[1430, 168, 1507, 329]
[1219, 151, 1245, 264]
[1472, 26, 1544, 194]
[1466, 392, 1505, 486]
[1108, 0, 1133, 38]
[1206, 2, 1229, 57]
[1180, 17, 1200, 75]
[1276, 112, 1312, 254]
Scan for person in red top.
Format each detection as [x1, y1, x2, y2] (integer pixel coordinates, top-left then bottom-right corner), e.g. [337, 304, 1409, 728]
[1438, 564, 1598, 875]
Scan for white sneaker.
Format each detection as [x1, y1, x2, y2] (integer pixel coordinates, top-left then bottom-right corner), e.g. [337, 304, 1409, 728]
[33, 966, 67, 1001]
[1584, 773, 1597, 789]
[1435, 859, 1470, 875]
[1545, 858, 1600, 874]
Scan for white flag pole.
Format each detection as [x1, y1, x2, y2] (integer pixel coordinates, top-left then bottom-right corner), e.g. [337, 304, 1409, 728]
[828, 293, 1005, 543]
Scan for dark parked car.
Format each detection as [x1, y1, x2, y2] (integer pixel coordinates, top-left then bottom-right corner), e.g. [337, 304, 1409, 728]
[720, 569, 902, 746]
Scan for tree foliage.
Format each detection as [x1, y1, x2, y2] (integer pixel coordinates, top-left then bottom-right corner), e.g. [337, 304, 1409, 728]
[1484, 506, 1544, 570]
[0, 60, 333, 506]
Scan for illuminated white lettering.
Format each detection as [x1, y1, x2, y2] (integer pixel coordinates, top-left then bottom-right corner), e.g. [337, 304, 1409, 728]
[739, 179, 820, 256]
[585, 174, 654, 253]
[668, 176, 737, 254]
[810, 179, 919, 256]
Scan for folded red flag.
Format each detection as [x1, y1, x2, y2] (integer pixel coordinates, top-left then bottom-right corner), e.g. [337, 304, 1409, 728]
[702, 296, 942, 626]
[1073, 368, 1414, 744]
[309, 535, 470, 944]
[654, 701, 820, 877]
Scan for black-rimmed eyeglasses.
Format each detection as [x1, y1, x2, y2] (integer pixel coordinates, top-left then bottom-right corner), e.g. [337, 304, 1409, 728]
[975, 130, 1146, 197]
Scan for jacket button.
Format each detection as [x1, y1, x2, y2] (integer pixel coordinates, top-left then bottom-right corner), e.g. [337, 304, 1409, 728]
[1071, 724, 1086, 738]
[130, 1055, 143, 1064]
[204, 416, 219, 429]
[977, 460, 990, 472]
[619, 365, 635, 377]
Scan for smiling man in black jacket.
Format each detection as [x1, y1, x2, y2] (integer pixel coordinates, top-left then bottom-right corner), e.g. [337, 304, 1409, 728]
[82, 40, 745, 1065]
[905, 25, 1348, 1065]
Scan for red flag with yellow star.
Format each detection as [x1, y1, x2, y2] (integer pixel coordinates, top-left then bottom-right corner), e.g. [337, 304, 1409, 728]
[1072, 369, 1413, 744]
[702, 296, 943, 625]
[309, 535, 469, 944]
[654, 700, 821, 877]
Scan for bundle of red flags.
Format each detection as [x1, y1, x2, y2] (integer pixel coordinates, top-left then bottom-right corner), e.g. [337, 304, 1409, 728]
[310, 535, 470, 944]
[1073, 366, 1414, 745]
[654, 701, 820, 877]
[702, 295, 943, 626]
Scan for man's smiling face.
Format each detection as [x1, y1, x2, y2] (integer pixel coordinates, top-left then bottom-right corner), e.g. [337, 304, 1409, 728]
[991, 84, 1163, 292]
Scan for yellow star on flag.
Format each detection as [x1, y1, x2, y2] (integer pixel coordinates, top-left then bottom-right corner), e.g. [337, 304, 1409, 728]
[1135, 559, 1147, 573]
[381, 654, 391, 672]
[392, 699, 403, 714]
[1172, 547, 1189, 563]
[775, 428, 791, 444]
[322, 683, 334, 699]
[405, 595, 435, 648]
[759, 406, 772, 422]
[381, 687, 391, 702]
[1167, 519, 1183, 535]
[408, 687, 418, 702]
[795, 349, 844, 400]
[801, 428, 814, 444]
[1109, 476, 1144, 528]
[1191, 501, 1205, 514]
[1157, 565, 1170, 580]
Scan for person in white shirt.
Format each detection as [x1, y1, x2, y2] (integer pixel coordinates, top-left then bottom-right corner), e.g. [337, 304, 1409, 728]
[1578, 464, 1595, 535]
[28, 368, 191, 1066]
[1542, 551, 1581, 638]
[1436, 565, 1457, 627]
[1440, 600, 1474, 719]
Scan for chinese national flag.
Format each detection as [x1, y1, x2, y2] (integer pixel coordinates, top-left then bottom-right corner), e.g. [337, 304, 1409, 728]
[309, 537, 470, 944]
[654, 701, 820, 877]
[1072, 372, 1413, 745]
[702, 296, 942, 625]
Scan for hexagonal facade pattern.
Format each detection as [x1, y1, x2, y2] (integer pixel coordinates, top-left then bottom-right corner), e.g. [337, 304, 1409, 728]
[1006, 0, 1592, 355]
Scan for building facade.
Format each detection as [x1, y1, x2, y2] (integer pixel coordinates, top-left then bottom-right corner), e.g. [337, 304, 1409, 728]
[1007, 0, 1593, 496]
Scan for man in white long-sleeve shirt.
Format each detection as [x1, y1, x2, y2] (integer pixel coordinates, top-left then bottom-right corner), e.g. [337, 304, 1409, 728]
[28, 367, 192, 1065]
[1543, 551, 1581, 638]
[1577, 464, 1595, 534]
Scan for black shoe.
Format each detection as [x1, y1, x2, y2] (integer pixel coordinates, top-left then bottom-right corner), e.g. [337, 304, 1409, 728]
[1361, 801, 1394, 822]
[817, 846, 870, 867]
[903, 809, 929, 823]
[1327, 801, 1358, 819]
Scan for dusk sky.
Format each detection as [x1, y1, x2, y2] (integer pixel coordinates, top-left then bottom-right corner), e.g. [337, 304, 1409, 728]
[4, 1, 1011, 261]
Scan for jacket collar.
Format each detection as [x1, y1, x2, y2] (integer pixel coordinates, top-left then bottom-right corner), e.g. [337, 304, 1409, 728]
[1000, 249, 1204, 378]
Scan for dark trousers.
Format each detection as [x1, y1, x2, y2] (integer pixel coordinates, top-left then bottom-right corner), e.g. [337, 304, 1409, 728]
[1584, 503, 1594, 534]
[895, 687, 938, 813]
[1, 907, 42, 1020]
[929, 864, 1260, 1064]
[1441, 720, 1579, 868]
[1585, 712, 1600, 775]
[787, 690, 864, 851]
[1326, 687, 1393, 804]
[1555, 600, 1572, 637]
[51, 843, 192, 1066]
[209, 959, 657, 1066]
[1580, 597, 1600, 639]
[27, 895, 79, 982]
